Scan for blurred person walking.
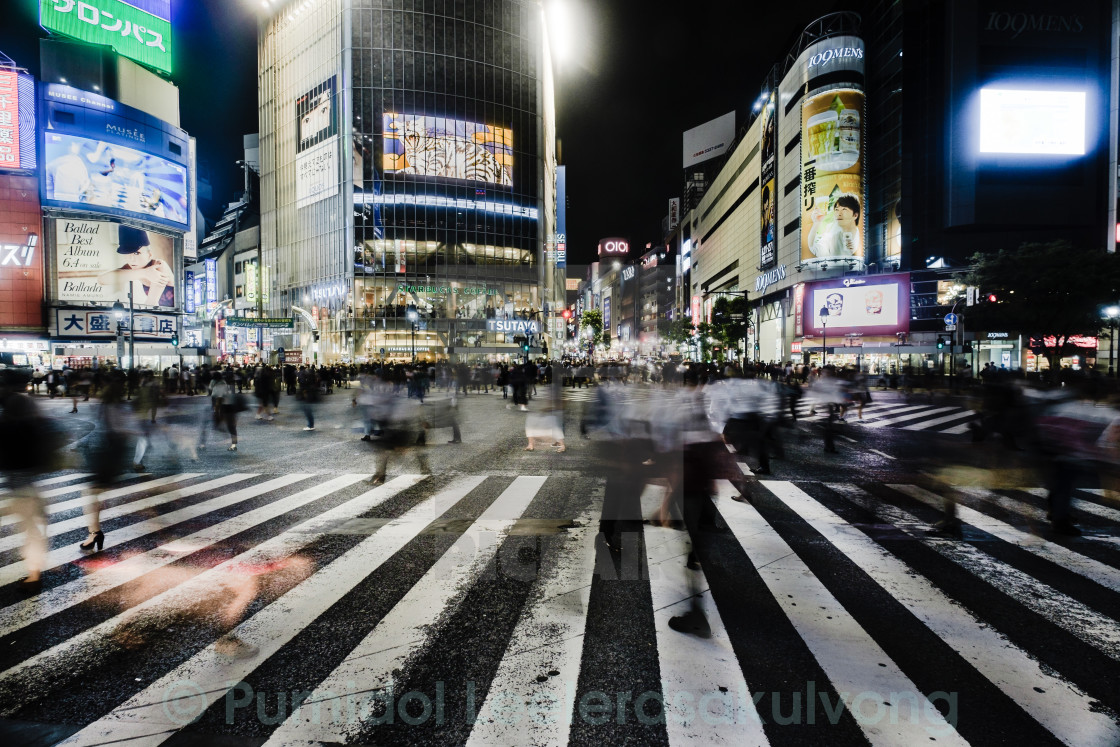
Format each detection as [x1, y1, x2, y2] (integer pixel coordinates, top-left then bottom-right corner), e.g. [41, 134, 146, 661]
[79, 371, 130, 555]
[1, 370, 63, 593]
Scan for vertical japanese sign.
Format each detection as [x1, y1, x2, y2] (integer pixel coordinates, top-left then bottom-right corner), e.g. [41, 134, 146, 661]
[184, 137, 198, 260]
[39, 0, 174, 75]
[603, 297, 611, 342]
[759, 90, 777, 270]
[184, 270, 195, 314]
[205, 257, 217, 304]
[801, 88, 865, 265]
[246, 262, 257, 304]
[793, 282, 805, 337]
[0, 71, 22, 171]
[556, 165, 567, 268]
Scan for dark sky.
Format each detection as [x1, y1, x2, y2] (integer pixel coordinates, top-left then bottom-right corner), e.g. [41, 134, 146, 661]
[2, 0, 840, 264]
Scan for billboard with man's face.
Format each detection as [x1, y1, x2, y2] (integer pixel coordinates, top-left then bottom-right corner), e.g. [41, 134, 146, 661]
[801, 88, 865, 265]
[803, 273, 909, 338]
[54, 218, 176, 308]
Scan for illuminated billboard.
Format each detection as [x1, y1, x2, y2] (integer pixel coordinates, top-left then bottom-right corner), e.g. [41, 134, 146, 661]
[759, 93, 777, 270]
[801, 88, 864, 265]
[382, 113, 513, 187]
[43, 132, 188, 226]
[598, 237, 629, 257]
[978, 89, 1086, 155]
[53, 218, 176, 309]
[295, 77, 339, 208]
[39, 0, 173, 75]
[803, 274, 909, 338]
[41, 84, 189, 229]
[0, 71, 37, 172]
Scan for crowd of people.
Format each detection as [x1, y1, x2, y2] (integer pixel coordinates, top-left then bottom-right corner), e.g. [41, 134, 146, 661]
[3, 355, 1118, 647]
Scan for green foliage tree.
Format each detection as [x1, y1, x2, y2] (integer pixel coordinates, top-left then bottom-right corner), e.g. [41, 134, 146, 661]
[711, 295, 750, 348]
[580, 308, 604, 349]
[959, 241, 1120, 375]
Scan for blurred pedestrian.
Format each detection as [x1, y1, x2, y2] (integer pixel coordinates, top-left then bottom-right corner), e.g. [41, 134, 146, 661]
[80, 371, 130, 555]
[1, 369, 63, 594]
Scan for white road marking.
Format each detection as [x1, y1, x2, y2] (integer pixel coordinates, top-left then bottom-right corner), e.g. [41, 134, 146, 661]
[765, 481, 1120, 747]
[716, 486, 966, 745]
[0, 474, 367, 638]
[262, 476, 539, 745]
[12, 477, 432, 734]
[830, 484, 1120, 662]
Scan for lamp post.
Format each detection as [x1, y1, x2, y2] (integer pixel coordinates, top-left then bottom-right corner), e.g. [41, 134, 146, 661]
[819, 305, 829, 368]
[1104, 306, 1119, 377]
[406, 303, 418, 363]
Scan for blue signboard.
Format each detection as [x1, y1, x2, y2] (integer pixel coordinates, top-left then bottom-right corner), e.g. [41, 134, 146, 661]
[184, 270, 195, 314]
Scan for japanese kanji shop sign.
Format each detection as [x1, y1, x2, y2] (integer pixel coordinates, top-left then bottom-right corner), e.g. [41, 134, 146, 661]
[0, 70, 34, 171]
[54, 307, 178, 341]
[40, 0, 173, 75]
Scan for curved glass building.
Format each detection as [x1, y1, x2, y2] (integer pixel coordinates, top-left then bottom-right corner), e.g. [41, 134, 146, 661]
[258, 0, 559, 362]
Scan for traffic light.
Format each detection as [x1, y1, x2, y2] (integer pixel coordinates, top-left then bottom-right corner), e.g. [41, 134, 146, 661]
[170, 333, 179, 348]
[522, 343, 530, 353]
[936, 336, 945, 349]
[987, 294, 997, 303]
[561, 308, 572, 320]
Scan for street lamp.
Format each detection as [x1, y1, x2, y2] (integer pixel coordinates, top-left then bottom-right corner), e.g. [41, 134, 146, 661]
[819, 305, 829, 368]
[405, 303, 419, 363]
[1104, 305, 1119, 377]
[111, 280, 135, 374]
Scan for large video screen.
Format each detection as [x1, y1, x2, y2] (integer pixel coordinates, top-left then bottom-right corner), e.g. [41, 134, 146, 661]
[54, 218, 176, 309]
[43, 132, 189, 227]
[382, 113, 513, 187]
[978, 89, 1086, 156]
[803, 274, 910, 338]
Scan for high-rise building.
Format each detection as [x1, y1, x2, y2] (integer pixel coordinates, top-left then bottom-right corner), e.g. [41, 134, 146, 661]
[256, 0, 560, 364]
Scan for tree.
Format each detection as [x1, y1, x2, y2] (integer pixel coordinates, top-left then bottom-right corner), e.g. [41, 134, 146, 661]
[658, 317, 695, 349]
[708, 295, 751, 356]
[580, 309, 604, 349]
[959, 241, 1120, 375]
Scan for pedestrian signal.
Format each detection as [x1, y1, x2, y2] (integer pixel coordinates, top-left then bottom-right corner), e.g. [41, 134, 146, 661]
[170, 334, 179, 347]
[936, 336, 945, 349]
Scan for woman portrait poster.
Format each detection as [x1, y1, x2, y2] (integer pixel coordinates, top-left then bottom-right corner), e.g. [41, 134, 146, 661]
[55, 221, 175, 308]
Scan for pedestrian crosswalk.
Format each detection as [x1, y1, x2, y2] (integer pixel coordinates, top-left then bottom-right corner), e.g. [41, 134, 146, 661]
[0, 468, 1118, 745]
[562, 385, 978, 434]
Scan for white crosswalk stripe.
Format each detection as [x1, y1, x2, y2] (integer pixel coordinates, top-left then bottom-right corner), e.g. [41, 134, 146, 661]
[0, 469, 1117, 745]
[564, 387, 978, 432]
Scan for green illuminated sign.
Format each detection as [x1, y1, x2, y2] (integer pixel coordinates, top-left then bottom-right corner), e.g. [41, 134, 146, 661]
[40, 0, 173, 75]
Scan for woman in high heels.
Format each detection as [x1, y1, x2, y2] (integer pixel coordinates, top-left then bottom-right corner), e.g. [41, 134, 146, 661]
[81, 372, 128, 553]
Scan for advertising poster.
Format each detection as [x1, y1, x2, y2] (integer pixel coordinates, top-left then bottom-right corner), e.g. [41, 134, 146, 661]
[801, 88, 864, 264]
[603, 297, 611, 341]
[802, 274, 910, 338]
[184, 270, 195, 314]
[39, 0, 173, 75]
[295, 77, 339, 208]
[55, 219, 175, 308]
[43, 132, 189, 225]
[759, 92, 777, 269]
[382, 113, 513, 187]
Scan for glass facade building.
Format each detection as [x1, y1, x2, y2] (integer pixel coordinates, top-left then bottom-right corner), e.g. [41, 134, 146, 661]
[259, 0, 559, 362]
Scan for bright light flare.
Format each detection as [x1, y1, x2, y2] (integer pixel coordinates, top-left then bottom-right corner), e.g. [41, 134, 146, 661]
[546, 1, 571, 63]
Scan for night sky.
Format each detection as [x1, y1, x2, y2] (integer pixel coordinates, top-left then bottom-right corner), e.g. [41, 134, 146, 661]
[2, 0, 840, 265]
